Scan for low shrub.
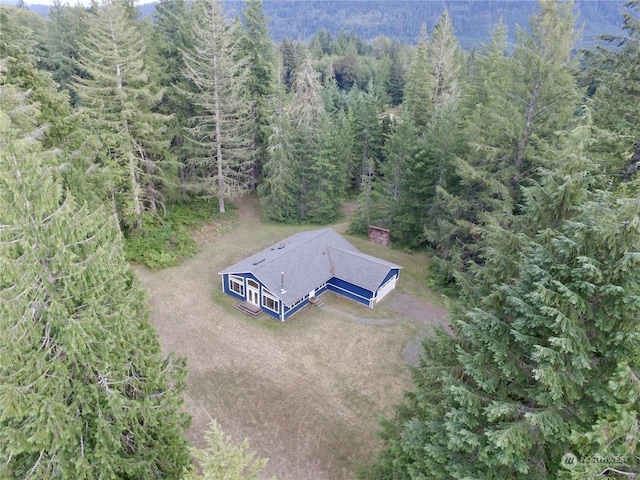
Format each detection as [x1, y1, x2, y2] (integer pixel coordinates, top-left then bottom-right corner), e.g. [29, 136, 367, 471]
[124, 197, 236, 269]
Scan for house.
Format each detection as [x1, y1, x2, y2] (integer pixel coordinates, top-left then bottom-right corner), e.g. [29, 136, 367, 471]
[218, 228, 402, 321]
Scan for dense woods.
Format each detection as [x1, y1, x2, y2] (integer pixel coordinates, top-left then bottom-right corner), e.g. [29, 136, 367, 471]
[1, 0, 639, 478]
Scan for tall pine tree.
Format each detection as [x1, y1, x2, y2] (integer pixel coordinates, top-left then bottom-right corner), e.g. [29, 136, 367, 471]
[259, 83, 299, 222]
[237, 0, 276, 189]
[181, 0, 254, 213]
[368, 121, 640, 479]
[403, 23, 431, 128]
[586, 0, 640, 185]
[73, 0, 172, 229]
[0, 81, 191, 480]
[374, 117, 640, 479]
[430, 0, 580, 282]
[150, 0, 195, 185]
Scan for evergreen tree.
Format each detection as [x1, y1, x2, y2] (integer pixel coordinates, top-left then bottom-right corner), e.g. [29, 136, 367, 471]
[347, 90, 385, 190]
[385, 39, 406, 106]
[259, 85, 299, 223]
[403, 23, 431, 128]
[279, 38, 296, 93]
[38, 0, 87, 93]
[0, 5, 75, 150]
[424, 11, 462, 114]
[587, 0, 640, 185]
[305, 114, 348, 223]
[0, 83, 190, 479]
[237, 0, 276, 189]
[150, 0, 195, 184]
[288, 44, 325, 131]
[349, 111, 414, 237]
[368, 122, 640, 479]
[182, 0, 254, 213]
[260, 45, 342, 224]
[511, 0, 579, 173]
[430, 0, 580, 282]
[287, 44, 330, 221]
[184, 420, 274, 480]
[350, 157, 392, 238]
[403, 13, 462, 129]
[72, 0, 172, 229]
[394, 106, 463, 247]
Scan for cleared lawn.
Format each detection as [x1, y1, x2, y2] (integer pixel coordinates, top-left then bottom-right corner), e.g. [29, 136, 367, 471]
[135, 196, 447, 480]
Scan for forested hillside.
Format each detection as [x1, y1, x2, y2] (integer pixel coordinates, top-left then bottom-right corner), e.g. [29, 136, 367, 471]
[1, 0, 640, 478]
[22, 0, 625, 48]
[226, 0, 624, 48]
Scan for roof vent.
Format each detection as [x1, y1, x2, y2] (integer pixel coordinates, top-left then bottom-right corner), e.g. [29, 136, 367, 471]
[253, 259, 265, 265]
[277, 243, 285, 250]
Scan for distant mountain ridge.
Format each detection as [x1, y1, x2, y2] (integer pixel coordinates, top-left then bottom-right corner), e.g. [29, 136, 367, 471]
[225, 0, 625, 49]
[24, 0, 625, 50]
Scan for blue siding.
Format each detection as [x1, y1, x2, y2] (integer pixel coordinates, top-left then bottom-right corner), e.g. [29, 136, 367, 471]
[283, 298, 310, 319]
[377, 268, 400, 290]
[262, 307, 280, 320]
[221, 268, 397, 320]
[222, 273, 246, 301]
[222, 273, 282, 318]
[327, 277, 373, 307]
[316, 284, 329, 296]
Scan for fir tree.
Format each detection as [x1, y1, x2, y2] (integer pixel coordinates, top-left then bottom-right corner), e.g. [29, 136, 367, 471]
[403, 23, 431, 128]
[259, 84, 299, 223]
[305, 114, 347, 223]
[38, 0, 87, 93]
[511, 0, 579, 172]
[347, 90, 385, 190]
[394, 107, 463, 248]
[368, 121, 640, 479]
[181, 0, 254, 213]
[0, 83, 191, 480]
[150, 0, 195, 184]
[425, 11, 462, 114]
[184, 420, 275, 480]
[72, 0, 172, 229]
[430, 0, 580, 282]
[279, 38, 296, 93]
[587, 0, 640, 185]
[0, 4, 75, 150]
[237, 0, 276, 189]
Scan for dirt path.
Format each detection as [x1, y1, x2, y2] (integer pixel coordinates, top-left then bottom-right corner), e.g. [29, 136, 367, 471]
[135, 195, 449, 480]
[322, 292, 448, 365]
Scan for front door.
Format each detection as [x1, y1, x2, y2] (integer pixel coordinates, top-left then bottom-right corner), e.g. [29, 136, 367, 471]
[247, 279, 260, 307]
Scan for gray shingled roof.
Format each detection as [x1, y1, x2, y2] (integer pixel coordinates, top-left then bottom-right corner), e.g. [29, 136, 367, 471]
[218, 228, 401, 305]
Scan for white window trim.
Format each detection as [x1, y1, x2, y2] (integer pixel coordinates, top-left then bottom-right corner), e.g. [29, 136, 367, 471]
[288, 296, 306, 310]
[261, 289, 280, 313]
[229, 275, 245, 296]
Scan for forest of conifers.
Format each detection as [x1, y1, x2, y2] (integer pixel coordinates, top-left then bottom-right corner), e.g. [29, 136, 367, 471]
[1, 0, 639, 478]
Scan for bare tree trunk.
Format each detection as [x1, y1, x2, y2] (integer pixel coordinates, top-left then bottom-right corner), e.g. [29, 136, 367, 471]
[211, 6, 225, 214]
[623, 143, 640, 182]
[129, 152, 143, 229]
[514, 77, 542, 169]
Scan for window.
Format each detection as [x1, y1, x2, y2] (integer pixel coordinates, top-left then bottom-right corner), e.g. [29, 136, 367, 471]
[262, 289, 279, 312]
[229, 275, 244, 296]
[289, 296, 306, 309]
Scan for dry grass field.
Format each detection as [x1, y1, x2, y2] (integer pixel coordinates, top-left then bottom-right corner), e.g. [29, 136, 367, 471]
[134, 196, 448, 480]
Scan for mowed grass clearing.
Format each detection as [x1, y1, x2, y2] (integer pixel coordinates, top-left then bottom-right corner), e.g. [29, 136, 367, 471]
[134, 196, 446, 480]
